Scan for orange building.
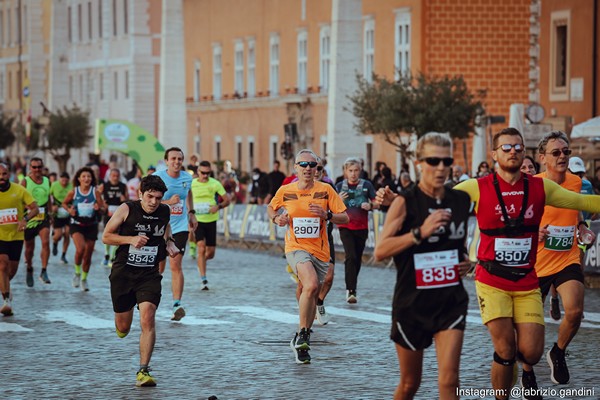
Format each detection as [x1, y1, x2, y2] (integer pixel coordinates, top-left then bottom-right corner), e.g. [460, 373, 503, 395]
[183, 0, 535, 177]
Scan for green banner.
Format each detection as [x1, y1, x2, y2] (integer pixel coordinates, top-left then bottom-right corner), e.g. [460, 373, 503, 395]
[95, 119, 165, 172]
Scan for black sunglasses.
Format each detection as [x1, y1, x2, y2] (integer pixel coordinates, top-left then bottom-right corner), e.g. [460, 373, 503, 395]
[316, 166, 323, 171]
[496, 143, 524, 153]
[30, 165, 43, 169]
[199, 171, 211, 175]
[297, 161, 318, 169]
[545, 148, 572, 157]
[419, 157, 454, 167]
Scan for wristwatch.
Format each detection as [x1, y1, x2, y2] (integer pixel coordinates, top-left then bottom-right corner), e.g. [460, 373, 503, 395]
[326, 210, 333, 221]
[166, 237, 175, 243]
[188, 209, 196, 215]
[411, 227, 422, 245]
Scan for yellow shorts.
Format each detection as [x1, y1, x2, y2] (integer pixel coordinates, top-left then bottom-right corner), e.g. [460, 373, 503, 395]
[475, 281, 544, 325]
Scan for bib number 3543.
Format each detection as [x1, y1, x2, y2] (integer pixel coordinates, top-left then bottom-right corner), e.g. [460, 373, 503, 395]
[413, 249, 459, 289]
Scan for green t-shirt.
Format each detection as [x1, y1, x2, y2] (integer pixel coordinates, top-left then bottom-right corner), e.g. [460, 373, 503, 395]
[25, 176, 50, 227]
[191, 177, 226, 223]
[50, 181, 73, 219]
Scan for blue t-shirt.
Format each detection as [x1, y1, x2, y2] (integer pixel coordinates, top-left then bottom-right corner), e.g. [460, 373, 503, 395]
[153, 169, 193, 234]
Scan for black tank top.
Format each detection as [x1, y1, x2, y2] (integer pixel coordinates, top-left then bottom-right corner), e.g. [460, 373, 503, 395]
[103, 182, 127, 206]
[113, 201, 170, 269]
[392, 186, 470, 318]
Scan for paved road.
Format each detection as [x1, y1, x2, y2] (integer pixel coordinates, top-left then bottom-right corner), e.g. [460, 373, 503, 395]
[1, 240, 600, 399]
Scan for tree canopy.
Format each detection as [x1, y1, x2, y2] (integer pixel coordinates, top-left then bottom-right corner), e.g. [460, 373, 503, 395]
[0, 114, 16, 150]
[348, 72, 484, 159]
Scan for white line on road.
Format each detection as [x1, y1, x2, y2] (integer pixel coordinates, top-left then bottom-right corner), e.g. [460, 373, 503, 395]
[41, 310, 114, 329]
[325, 307, 389, 323]
[0, 322, 34, 332]
[213, 306, 298, 324]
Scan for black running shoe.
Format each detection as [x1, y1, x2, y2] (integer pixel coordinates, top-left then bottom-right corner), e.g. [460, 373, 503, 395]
[26, 269, 34, 287]
[290, 334, 311, 364]
[550, 297, 561, 321]
[547, 343, 570, 384]
[294, 328, 310, 350]
[52, 242, 58, 256]
[520, 369, 542, 400]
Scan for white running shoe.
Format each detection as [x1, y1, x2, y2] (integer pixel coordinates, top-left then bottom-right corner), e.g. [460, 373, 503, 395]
[316, 304, 330, 325]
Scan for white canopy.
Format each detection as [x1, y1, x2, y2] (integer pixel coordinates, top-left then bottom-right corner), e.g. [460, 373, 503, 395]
[571, 116, 600, 139]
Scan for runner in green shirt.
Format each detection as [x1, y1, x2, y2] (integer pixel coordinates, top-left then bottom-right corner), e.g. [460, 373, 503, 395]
[50, 172, 73, 264]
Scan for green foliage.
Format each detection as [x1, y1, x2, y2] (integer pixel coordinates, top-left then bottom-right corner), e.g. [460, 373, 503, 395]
[0, 114, 16, 150]
[348, 71, 484, 156]
[45, 105, 92, 152]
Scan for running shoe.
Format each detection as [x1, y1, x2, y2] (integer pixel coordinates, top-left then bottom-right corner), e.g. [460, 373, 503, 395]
[346, 290, 357, 304]
[80, 279, 89, 292]
[52, 242, 58, 256]
[547, 343, 570, 384]
[1, 298, 13, 316]
[189, 244, 197, 259]
[171, 305, 186, 321]
[293, 328, 311, 350]
[316, 304, 330, 325]
[72, 273, 81, 288]
[61, 255, 69, 265]
[201, 280, 209, 291]
[520, 369, 543, 400]
[550, 296, 561, 321]
[26, 269, 34, 287]
[39, 269, 51, 284]
[286, 264, 299, 283]
[102, 258, 109, 267]
[136, 367, 157, 387]
[290, 334, 311, 364]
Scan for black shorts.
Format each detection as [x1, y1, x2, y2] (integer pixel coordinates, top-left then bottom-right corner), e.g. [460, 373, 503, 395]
[327, 223, 335, 265]
[53, 217, 70, 229]
[194, 221, 217, 247]
[24, 220, 50, 241]
[391, 304, 467, 351]
[0, 240, 24, 261]
[70, 224, 99, 241]
[109, 264, 162, 313]
[538, 264, 584, 298]
[171, 231, 189, 255]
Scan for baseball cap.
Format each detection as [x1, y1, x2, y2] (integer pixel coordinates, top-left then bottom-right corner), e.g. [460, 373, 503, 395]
[568, 157, 586, 174]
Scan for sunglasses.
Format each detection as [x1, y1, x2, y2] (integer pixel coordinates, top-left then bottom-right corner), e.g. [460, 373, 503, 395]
[199, 171, 211, 175]
[419, 157, 454, 167]
[296, 161, 318, 169]
[30, 165, 43, 169]
[545, 148, 572, 157]
[316, 166, 323, 172]
[496, 143, 524, 153]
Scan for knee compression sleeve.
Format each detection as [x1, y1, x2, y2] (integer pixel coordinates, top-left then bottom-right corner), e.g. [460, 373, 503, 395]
[493, 351, 515, 366]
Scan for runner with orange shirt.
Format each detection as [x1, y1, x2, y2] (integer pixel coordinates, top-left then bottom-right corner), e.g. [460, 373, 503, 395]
[268, 149, 348, 364]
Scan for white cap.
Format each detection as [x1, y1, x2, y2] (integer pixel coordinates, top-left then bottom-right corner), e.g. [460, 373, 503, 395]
[568, 157, 586, 174]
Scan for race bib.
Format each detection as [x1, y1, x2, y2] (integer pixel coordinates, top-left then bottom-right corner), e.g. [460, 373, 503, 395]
[0, 208, 18, 225]
[57, 207, 70, 219]
[32, 207, 45, 221]
[194, 202, 211, 215]
[127, 245, 158, 268]
[107, 205, 119, 217]
[414, 250, 459, 289]
[77, 202, 95, 218]
[170, 201, 184, 215]
[544, 225, 575, 251]
[293, 217, 320, 238]
[494, 237, 531, 267]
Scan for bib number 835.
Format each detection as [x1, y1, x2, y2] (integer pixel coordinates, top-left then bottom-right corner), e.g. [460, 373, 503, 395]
[422, 266, 456, 283]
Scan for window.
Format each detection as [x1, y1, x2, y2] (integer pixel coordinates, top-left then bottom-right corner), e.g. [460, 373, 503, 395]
[320, 135, 327, 159]
[270, 136, 278, 168]
[22, 5, 27, 43]
[215, 136, 222, 162]
[7, 71, 11, 99]
[15, 6, 20, 45]
[98, 0, 103, 38]
[363, 19, 375, 82]
[193, 61, 201, 102]
[550, 10, 570, 101]
[269, 34, 279, 96]
[213, 44, 222, 100]
[1, 11, 5, 46]
[88, 2, 92, 40]
[124, 70, 129, 99]
[297, 30, 308, 94]
[7, 7, 11, 45]
[79, 74, 84, 105]
[99, 72, 104, 100]
[113, 71, 118, 99]
[112, 0, 117, 36]
[68, 75, 72, 102]
[235, 136, 243, 170]
[247, 40, 255, 97]
[234, 41, 244, 95]
[248, 138, 255, 172]
[319, 26, 330, 92]
[78, 4, 82, 42]
[394, 10, 411, 79]
[123, 0, 128, 34]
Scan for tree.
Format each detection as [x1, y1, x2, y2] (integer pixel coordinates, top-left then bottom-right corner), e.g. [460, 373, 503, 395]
[0, 114, 16, 150]
[348, 71, 484, 165]
[36, 105, 92, 172]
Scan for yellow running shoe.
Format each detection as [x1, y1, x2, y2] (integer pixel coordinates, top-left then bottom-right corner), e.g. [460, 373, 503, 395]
[286, 264, 299, 283]
[136, 368, 157, 387]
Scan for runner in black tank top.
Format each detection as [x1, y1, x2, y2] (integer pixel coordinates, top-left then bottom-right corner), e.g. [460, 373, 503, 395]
[374, 133, 473, 400]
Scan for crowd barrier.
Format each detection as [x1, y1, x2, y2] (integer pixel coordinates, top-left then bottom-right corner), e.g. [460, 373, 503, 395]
[216, 204, 600, 275]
